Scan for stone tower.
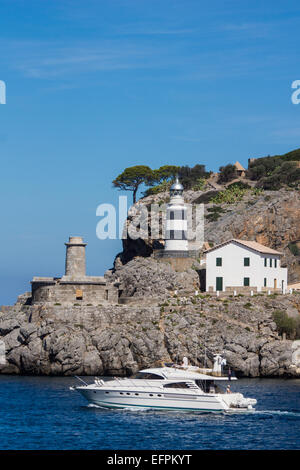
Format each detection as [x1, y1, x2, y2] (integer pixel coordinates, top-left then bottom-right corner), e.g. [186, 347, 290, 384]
[65, 236, 87, 278]
[164, 177, 188, 252]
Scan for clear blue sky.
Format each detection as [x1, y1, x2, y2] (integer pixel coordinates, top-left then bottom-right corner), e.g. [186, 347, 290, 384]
[1, 0, 300, 305]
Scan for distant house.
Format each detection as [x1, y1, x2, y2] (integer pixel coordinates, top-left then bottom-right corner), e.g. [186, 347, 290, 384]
[204, 239, 288, 293]
[234, 161, 246, 177]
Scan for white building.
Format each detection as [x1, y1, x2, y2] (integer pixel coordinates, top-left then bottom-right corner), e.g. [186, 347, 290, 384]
[204, 239, 288, 293]
[164, 177, 188, 252]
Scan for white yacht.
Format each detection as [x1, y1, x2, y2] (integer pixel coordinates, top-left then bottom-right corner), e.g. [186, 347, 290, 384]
[71, 360, 257, 413]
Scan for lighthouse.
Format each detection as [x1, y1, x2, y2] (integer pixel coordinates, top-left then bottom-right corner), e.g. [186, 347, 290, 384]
[164, 177, 188, 252]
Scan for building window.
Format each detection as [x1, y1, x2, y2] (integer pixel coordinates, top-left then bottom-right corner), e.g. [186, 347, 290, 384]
[244, 257, 250, 266]
[270, 259, 272, 267]
[216, 258, 222, 266]
[264, 278, 267, 287]
[216, 277, 223, 291]
[274, 259, 277, 268]
[243, 277, 250, 287]
[170, 211, 174, 220]
[264, 258, 267, 267]
[76, 289, 83, 300]
[170, 230, 174, 240]
[181, 230, 187, 240]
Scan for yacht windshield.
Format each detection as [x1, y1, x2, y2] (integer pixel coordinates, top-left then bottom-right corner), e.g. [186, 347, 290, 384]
[131, 372, 164, 380]
[163, 382, 191, 389]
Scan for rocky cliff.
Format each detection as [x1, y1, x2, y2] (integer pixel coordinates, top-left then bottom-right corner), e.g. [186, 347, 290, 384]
[1, 187, 300, 377]
[117, 188, 300, 282]
[1, 256, 300, 377]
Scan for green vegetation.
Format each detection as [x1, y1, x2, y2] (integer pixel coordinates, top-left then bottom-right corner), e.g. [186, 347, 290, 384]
[206, 205, 227, 221]
[218, 164, 238, 184]
[192, 177, 207, 191]
[143, 180, 172, 197]
[178, 164, 210, 189]
[272, 310, 300, 339]
[288, 242, 300, 256]
[209, 185, 263, 205]
[113, 165, 154, 203]
[210, 185, 248, 204]
[243, 302, 252, 309]
[113, 148, 300, 204]
[247, 149, 300, 190]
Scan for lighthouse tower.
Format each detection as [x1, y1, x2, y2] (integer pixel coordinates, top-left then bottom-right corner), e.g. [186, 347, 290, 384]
[164, 177, 188, 252]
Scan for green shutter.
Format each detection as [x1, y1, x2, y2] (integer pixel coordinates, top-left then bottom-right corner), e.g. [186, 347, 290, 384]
[216, 257, 222, 266]
[216, 277, 223, 291]
[243, 277, 250, 286]
[244, 257, 250, 266]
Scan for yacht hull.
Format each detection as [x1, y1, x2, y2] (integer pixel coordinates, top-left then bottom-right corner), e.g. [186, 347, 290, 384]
[76, 387, 230, 413]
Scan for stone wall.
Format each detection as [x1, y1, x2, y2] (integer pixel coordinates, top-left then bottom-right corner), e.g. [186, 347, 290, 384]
[31, 280, 119, 306]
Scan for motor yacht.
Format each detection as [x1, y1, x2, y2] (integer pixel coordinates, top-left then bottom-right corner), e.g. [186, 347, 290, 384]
[71, 359, 257, 413]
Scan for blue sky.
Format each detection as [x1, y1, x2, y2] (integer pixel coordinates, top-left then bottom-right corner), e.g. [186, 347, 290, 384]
[1, 0, 300, 304]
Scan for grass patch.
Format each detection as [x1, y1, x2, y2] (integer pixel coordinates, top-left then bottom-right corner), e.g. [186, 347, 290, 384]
[243, 302, 252, 309]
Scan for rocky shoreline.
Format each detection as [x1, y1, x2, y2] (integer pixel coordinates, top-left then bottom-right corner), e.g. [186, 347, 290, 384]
[1, 280, 300, 377]
[1, 187, 300, 378]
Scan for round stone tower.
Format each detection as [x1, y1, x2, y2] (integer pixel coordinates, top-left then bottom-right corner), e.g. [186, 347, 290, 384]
[65, 236, 87, 278]
[164, 177, 188, 251]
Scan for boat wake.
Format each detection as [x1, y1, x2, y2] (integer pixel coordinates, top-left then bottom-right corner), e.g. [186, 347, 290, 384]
[251, 410, 300, 418]
[85, 404, 300, 418]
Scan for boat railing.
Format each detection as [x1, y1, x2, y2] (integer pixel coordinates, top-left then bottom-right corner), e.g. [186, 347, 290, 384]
[94, 377, 165, 389]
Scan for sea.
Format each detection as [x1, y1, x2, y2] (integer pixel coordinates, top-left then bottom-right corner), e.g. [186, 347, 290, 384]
[0, 375, 299, 450]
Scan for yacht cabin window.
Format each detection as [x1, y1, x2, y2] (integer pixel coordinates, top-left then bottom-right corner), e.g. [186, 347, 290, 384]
[132, 372, 164, 380]
[163, 382, 190, 389]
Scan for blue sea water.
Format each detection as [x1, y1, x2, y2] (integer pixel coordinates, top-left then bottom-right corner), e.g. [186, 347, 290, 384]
[0, 375, 299, 450]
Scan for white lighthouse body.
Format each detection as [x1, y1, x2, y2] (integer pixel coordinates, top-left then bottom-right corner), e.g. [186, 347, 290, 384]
[164, 177, 188, 252]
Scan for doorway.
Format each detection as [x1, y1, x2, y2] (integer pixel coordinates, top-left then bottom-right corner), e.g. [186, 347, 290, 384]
[216, 277, 223, 291]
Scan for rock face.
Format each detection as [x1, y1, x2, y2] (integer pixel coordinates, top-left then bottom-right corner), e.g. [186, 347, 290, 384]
[117, 188, 300, 282]
[1, 286, 300, 377]
[105, 257, 200, 300]
[1, 187, 300, 378]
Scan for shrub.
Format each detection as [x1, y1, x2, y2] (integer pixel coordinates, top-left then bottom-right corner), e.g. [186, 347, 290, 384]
[206, 205, 227, 222]
[272, 310, 300, 339]
[178, 164, 210, 189]
[288, 242, 300, 256]
[227, 181, 251, 190]
[248, 154, 300, 190]
[143, 180, 171, 197]
[218, 164, 238, 184]
[210, 185, 248, 204]
[192, 177, 207, 191]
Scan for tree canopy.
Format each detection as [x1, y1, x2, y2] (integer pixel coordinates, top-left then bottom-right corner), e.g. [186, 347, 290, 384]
[112, 165, 153, 203]
[218, 164, 237, 184]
